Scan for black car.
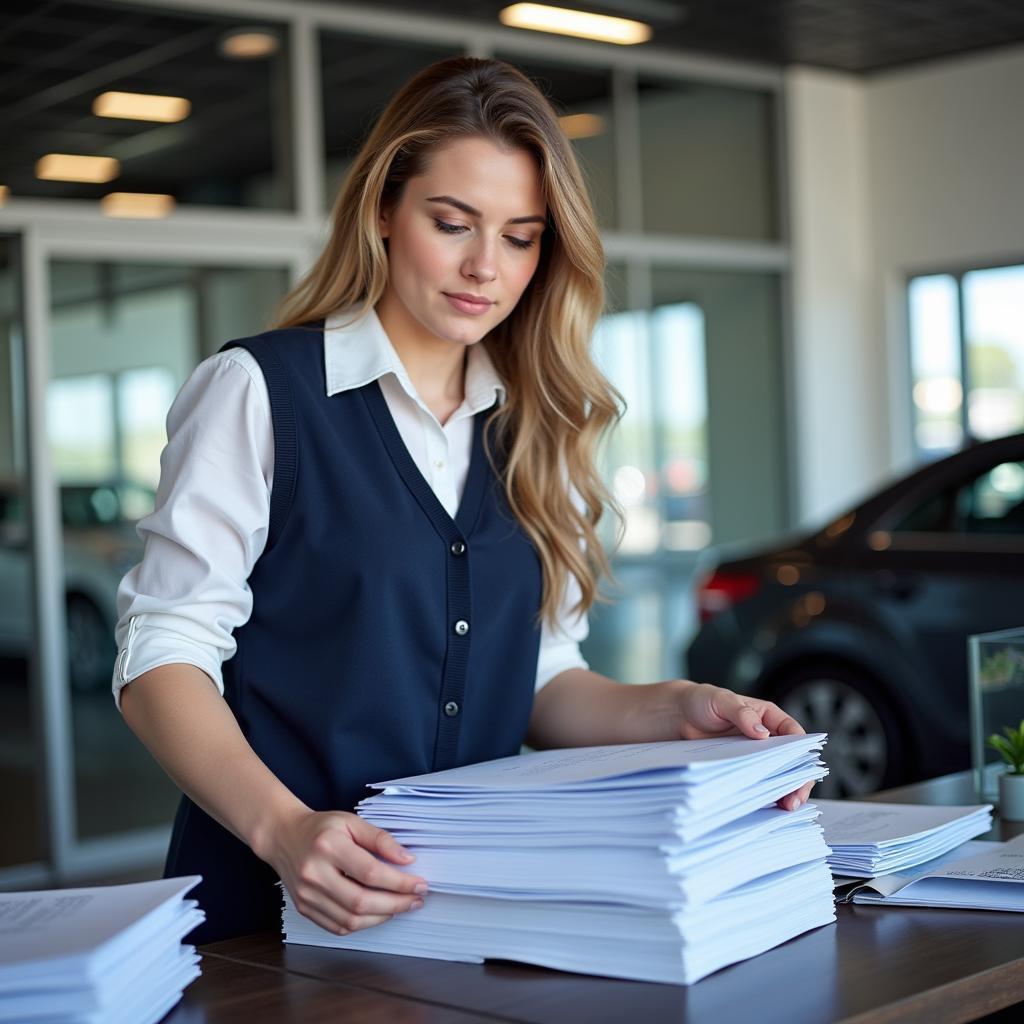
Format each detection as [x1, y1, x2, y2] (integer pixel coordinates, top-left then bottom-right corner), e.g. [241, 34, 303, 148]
[686, 433, 1024, 797]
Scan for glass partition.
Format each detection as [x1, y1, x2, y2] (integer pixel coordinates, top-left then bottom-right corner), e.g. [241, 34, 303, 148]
[320, 33, 463, 208]
[495, 54, 617, 230]
[637, 77, 778, 240]
[0, 234, 44, 869]
[47, 258, 290, 840]
[2, 0, 292, 210]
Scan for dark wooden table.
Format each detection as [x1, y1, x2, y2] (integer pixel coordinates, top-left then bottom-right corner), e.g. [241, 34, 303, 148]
[169, 772, 1024, 1024]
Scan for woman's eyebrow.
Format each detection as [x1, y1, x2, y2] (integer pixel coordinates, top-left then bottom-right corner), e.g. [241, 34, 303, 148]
[426, 194, 546, 225]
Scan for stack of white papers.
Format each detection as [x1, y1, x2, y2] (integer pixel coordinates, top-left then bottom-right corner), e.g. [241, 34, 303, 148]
[848, 834, 1024, 910]
[283, 734, 836, 985]
[816, 799, 993, 877]
[0, 876, 203, 1024]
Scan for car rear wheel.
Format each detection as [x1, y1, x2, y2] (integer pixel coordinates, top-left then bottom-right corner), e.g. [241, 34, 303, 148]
[67, 594, 114, 694]
[773, 665, 904, 798]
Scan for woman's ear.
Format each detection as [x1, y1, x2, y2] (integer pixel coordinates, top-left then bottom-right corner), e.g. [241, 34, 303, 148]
[378, 207, 390, 239]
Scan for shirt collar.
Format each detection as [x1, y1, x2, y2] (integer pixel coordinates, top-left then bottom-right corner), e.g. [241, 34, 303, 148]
[323, 305, 506, 414]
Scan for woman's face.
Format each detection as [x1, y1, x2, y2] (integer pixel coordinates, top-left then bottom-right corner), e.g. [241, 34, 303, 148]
[377, 135, 547, 348]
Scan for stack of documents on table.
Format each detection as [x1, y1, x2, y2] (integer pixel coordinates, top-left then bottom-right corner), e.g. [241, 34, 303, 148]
[283, 734, 836, 985]
[0, 876, 203, 1024]
[846, 833, 1024, 911]
[815, 799, 993, 877]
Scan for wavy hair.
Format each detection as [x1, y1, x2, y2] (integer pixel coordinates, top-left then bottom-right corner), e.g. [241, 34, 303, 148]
[270, 57, 622, 627]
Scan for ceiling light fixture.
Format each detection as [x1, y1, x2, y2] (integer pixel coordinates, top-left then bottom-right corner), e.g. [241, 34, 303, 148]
[559, 113, 606, 139]
[36, 154, 120, 183]
[100, 193, 176, 219]
[499, 4, 652, 45]
[219, 27, 281, 59]
[93, 91, 191, 123]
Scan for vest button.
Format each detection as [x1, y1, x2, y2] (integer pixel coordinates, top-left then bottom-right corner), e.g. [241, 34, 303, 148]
[453, 619, 470, 636]
[450, 540, 466, 557]
[444, 700, 460, 717]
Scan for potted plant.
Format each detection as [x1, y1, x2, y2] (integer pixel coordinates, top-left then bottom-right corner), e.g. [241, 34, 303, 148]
[987, 719, 1024, 821]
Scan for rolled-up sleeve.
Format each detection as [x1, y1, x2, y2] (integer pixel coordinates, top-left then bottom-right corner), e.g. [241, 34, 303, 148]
[112, 349, 273, 711]
[534, 483, 591, 692]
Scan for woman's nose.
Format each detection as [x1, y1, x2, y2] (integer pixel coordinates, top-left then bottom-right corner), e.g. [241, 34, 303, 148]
[462, 240, 497, 283]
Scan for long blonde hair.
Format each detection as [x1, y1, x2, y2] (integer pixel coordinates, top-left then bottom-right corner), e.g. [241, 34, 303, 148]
[271, 57, 621, 626]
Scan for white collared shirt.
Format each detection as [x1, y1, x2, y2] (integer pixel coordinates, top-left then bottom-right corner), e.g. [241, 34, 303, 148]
[111, 306, 589, 710]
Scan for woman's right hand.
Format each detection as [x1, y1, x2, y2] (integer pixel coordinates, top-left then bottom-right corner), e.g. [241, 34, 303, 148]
[260, 807, 428, 936]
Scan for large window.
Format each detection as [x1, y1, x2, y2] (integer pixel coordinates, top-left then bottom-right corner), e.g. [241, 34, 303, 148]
[582, 264, 786, 684]
[48, 259, 290, 842]
[908, 263, 1024, 458]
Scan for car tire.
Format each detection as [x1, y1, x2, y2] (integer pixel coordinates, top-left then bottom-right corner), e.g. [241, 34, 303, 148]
[769, 663, 908, 798]
[67, 594, 114, 694]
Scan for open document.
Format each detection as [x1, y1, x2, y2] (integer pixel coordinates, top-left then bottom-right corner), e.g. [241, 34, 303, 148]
[283, 734, 837, 985]
[847, 834, 1024, 911]
[815, 799, 993, 877]
[0, 876, 203, 1024]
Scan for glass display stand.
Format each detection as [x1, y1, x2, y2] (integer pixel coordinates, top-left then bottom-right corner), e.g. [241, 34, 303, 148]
[969, 627, 1024, 803]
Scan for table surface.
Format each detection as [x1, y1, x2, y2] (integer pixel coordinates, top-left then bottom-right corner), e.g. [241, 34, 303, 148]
[170, 772, 1024, 1024]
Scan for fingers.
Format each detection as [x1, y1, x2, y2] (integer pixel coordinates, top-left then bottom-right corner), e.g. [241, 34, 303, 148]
[349, 815, 417, 866]
[777, 780, 815, 811]
[710, 690, 772, 740]
[757, 701, 806, 737]
[289, 818, 429, 936]
[343, 820, 429, 896]
[296, 869, 424, 935]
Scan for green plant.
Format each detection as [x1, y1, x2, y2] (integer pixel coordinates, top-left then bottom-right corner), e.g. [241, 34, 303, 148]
[987, 719, 1024, 775]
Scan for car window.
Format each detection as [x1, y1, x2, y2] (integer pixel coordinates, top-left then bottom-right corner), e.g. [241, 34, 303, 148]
[892, 490, 956, 532]
[892, 460, 1024, 535]
[60, 486, 117, 527]
[59, 482, 156, 527]
[955, 461, 1024, 534]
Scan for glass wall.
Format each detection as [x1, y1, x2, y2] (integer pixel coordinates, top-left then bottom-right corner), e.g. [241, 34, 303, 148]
[582, 263, 786, 683]
[47, 259, 290, 840]
[6, 0, 789, 880]
[320, 34, 463, 207]
[2, 0, 292, 210]
[495, 55, 617, 230]
[0, 235, 45, 869]
[637, 78, 778, 240]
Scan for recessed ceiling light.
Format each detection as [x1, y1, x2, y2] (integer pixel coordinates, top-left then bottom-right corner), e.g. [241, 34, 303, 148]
[93, 91, 191, 123]
[219, 27, 281, 59]
[499, 4, 652, 45]
[559, 113, 606, 139]
[100, 192, 176, 219]
[36, 154, 120, 183]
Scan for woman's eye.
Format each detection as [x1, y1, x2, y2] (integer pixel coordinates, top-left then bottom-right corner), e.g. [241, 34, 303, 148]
[433, 219, 466, 234]
[432, 219, 535, 250]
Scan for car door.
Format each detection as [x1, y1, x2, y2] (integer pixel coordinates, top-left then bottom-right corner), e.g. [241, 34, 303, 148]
[848, 455, 1024, 772]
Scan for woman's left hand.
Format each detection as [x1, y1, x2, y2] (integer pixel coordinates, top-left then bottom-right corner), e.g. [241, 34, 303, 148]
[674, 681, 815, 811]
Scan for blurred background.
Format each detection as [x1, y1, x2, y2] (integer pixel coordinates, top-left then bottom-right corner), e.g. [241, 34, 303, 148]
[1, 0, 1022, 885]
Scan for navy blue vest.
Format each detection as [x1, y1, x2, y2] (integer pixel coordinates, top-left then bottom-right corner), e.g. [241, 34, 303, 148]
[164, 322, 543, 943]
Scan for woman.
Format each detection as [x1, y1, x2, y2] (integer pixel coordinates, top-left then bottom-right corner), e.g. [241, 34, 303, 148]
[115, 57, 812, 945]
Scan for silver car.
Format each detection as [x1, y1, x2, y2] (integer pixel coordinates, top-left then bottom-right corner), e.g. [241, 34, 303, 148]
[0, 480, 151, 692]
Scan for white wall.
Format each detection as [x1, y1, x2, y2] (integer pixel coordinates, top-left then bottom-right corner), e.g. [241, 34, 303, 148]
[785, 66, 885, 527]
[785, 44, 1024, 527]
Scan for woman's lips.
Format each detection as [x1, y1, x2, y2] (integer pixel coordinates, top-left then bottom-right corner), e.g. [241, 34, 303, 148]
[444, 293, 493, 316]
